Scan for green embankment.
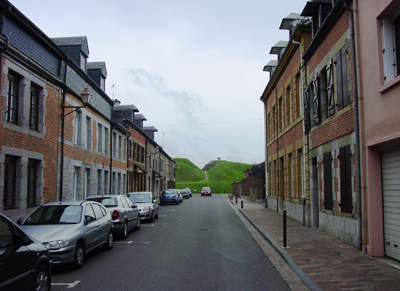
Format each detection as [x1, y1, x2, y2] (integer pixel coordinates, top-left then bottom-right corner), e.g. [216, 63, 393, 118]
[175, 158, 252, 194]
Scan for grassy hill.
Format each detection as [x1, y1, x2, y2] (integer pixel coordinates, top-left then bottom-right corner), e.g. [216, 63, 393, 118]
[175, 159, 252, 193]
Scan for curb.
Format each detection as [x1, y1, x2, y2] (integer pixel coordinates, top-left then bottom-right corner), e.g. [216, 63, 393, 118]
[225, 195, 322, 291]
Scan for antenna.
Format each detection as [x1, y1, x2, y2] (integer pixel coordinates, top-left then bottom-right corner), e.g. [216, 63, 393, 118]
[162, 132, 165, 148]
[110, 83, 115, 100]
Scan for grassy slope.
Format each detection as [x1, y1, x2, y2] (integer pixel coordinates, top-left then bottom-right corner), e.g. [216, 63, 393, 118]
[175, 159, 252, 193]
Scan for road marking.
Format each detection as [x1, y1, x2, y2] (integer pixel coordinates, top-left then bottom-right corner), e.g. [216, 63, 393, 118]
[114, 241, 133, 244]
[52, 281, 80, 288]
[142, 224, 155, 227]
[159, 215, 167, 217]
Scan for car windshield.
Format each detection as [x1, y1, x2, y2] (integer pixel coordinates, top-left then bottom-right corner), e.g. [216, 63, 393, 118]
[23, 205, 82, 225]
[202, 187, 210, 191]
[129, 194, 151, 203]
[180, 190, 187, 193]
[87, 197, 118, 208]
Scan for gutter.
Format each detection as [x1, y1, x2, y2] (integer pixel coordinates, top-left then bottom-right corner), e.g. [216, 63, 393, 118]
[342, 0, 362, 251]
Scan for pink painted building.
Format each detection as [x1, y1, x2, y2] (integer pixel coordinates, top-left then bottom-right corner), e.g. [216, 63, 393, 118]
[354, 0, 400, 261]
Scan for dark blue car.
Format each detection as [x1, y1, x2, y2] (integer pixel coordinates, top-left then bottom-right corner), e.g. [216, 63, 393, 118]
[160, 189, 180, 205]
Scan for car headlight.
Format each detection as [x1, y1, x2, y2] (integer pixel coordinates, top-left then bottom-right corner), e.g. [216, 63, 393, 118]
[143, 206, 150, 211]
[45, 239, 69, 249]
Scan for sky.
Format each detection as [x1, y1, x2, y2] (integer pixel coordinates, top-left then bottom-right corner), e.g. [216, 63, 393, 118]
[10, 0, 306, 169]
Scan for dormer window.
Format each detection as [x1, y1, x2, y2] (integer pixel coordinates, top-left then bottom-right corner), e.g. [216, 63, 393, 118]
[80, 52, 86, 72]
[100, 76, 105, 91]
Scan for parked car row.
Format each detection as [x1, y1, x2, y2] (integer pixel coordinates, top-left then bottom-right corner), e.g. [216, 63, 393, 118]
[0, 191, 166, 290]
[160, 188, 195, 205]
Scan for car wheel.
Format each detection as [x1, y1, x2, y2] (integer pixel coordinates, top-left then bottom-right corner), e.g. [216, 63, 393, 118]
[33, 264, 51, 291]
[149, 211, 154, 222]
[135, 217, 141, 230]
[73, 243, 84, 269]
[176, 200, 179, 205]
[121, 221, 128, 239]
[103, 231, 114, 250]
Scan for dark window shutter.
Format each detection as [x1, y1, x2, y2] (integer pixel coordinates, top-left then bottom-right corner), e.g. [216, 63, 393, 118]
[326, 59, 335, 115]
[304, 85, 310, 132]
[339, 146, 352, 213]
[336, 50, 343, 110]
[313, 74, 320, 125]
[323, 152, 333, 210]
[341, 45, 349, 107]
[394, 15, 400, 76]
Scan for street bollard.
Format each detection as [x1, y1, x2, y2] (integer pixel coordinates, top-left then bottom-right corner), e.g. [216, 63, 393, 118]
[283, 209, 287, 248]
[235, 196, 237, 203]
[241, 200, 243, 209]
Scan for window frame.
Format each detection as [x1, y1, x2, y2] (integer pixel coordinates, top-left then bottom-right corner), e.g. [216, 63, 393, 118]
[7, 71, 20, 125]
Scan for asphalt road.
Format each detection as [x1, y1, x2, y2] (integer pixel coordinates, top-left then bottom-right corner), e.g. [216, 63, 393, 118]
[51, 194, 290, 291]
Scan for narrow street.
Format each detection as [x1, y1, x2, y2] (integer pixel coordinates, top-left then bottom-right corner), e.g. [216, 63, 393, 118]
[50, 195, 290, 291]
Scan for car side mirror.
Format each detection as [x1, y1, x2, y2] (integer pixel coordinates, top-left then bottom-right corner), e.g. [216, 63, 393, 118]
[132, 204, 137, 209]
[85, 216, 94, 225]
[153, 199, 157, 203]
[17, 219, 23, 225]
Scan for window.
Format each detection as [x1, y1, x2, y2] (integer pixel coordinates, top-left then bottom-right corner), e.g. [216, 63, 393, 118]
[288, 153, 293, 198]
[98, 124, 103, 153]
[73, 167, 80, 200]
[29, 84, 40, 131]
[303, 85, 311, 132]
[7, 72, 20, 124]
[112, 133, 116, 158]
[297, 149, 303, 198]
[285, 85, 291, 126]
[312, 73, 320, 125]
[326, 59, 335, 116]
[74, 111, 82, 145]
[278, 97, 283, 132]
[336, 43, 349, 110]
[86, 117, 92, 149]
[141, 146, 145, 163]
[105, 128, 109, 155]
[294, 73, 300, 120]
[80, 53, 86, 72]
[118, 136, 122, 160]
[97, 170, 102, 195]
[382, 14, 400, 82]
[323, 152, 333, 210]
[85, 168, 91, 198]
[104, 170, 109, 194]
[27, 159, 39, 207]
[339, 146, 352, 213]
[319, 68, 328, 121]
[128, 140, 133, 159]
[4, 155, 18, 209]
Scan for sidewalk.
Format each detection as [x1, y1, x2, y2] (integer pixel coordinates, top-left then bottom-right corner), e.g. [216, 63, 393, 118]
[226, 195, 400, 291]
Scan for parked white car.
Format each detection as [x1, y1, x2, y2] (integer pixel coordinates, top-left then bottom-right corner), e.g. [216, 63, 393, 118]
[127, 192, 159, 222]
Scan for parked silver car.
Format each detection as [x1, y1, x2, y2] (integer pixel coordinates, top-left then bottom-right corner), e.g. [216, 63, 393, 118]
[179, 189, 190, 199]
[127, 192, 159, 222]
[86, 195, 140, 239]
[18, 200, 114, 269]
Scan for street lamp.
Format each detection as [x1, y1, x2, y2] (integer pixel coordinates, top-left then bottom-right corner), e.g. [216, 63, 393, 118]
[59, 88, 92, 201]
[63, 88, 91, 116]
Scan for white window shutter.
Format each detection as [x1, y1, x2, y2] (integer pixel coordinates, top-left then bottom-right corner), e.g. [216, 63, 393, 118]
[382, 17, 396, 82]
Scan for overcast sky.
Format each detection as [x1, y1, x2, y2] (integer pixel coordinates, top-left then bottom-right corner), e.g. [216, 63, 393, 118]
[10, 0, 306, 168]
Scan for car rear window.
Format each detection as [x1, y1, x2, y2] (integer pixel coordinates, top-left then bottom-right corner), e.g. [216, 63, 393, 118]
[162, 190, 175, 194]
[88, 197, 118, 207]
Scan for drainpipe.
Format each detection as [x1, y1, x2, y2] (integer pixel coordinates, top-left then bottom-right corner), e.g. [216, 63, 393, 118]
[59, 59, 68, 201]
[342, 0, 362, 251]
[275, 86, 280, 213]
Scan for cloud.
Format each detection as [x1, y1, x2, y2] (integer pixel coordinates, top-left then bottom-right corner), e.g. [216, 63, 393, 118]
[126, 67, 209, 125]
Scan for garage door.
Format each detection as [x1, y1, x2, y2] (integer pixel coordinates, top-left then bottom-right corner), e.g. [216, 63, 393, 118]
[382, 148, 400, 261]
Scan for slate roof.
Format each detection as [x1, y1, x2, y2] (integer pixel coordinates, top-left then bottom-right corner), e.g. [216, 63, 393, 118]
[143, 126, 158, 132]
[270, 40, 288, 54]
[280, 13, 302, 30]
[87, 62, 107, 77]
[135, 113, 147, 121]
[113, 104, 139, 112]
[51, 36, 89, 56]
